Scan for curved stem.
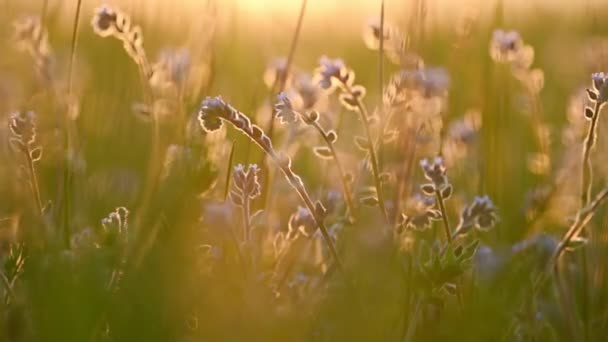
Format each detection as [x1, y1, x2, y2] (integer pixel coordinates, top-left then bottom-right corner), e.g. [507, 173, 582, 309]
[310, 121, 356, 220]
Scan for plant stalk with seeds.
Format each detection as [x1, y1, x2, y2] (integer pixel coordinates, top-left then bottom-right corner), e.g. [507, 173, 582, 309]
[199, 96, 343, 270]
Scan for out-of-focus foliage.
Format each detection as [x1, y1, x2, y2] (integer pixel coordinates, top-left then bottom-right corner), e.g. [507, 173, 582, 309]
[2, 0, 608, 341]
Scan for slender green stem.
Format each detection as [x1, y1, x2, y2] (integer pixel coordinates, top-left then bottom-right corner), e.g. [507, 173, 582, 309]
[581, 101, 602, 206]
[403, 297, 423, 342]
[435, 190, 452, 244]
[25, 148, 43, 216]
[62, 0, 83, 249]
[552, 186, 608, 270]
[242, 196, 251, 243]
[346, 85, 389, 222]
[310, 121, 356, 220]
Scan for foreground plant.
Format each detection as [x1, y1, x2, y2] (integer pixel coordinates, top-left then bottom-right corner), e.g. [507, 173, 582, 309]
[199, 96, 342, 269]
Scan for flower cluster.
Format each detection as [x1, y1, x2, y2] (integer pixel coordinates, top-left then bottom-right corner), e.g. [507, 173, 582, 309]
[420, 157, 452, 198]
[230, 164, 261, 206]
[399, 195, 442, 231]
[12, 16, 52, 79]
[288, 206, 317, 238]
[490, 29, 544, 94]
[454, 196, 499, 236]
[92, 5, 150, 78]
[9, 111, 38, 151]
[275, 92, 299, 125]
[149, 48, 191, 96]
[101, 207, 130, 246]
[588, 72, 608, 106]
[362, 18, 422, 68]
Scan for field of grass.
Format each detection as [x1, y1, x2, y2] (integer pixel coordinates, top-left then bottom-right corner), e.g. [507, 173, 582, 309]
[2, 0, 608, 340]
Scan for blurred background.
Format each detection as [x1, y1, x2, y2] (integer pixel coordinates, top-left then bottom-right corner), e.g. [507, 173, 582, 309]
[2, 0, 608, 341]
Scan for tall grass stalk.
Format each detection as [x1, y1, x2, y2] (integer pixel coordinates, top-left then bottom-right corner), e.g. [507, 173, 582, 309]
[61, 0, 83, 248]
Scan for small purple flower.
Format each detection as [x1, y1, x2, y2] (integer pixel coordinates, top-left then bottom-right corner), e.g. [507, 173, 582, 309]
[198, 96, 231, 132]
[456, 195, 499, 234]
[274, 92, 298, 124]
[315, 56, 352, 90]
[420, 157, 448, 190]
[490, 29, 523, 63]
[591, 72, 608, 103]
[91, 5, 118, 37]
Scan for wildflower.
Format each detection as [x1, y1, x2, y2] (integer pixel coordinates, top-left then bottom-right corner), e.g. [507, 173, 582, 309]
[275, 92, 299, 124]
[591, 72, 608, 104]
[397, 194, 439, 231]
[101, 207, 129, 245]
[315, 56, 353, 91]
[230, 164, 261, 205]
[288, 206, 317, 237]
[291, 73, 321, 111]
[420, 157, 449, 192]
[263, 57, 290, 89]
[149, 48, 191, 93]
[362, 17, 392, 50]
[9, 111, 37, 147]
[198, 96, 232, 132]
[91, 5, 118, 37]
[489, 29, 523, 63]
[384, 68, 449, 109]
[455, 195, 499, 235]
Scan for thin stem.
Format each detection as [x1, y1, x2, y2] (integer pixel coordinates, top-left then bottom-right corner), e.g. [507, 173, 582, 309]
[1, 272, 15, 303]
[61, 0, 83, 249]
[403, 297, 423, 342]
[310, 121, 356, 220]
[552, 186, 608, 269]
[242, 196, 251, 243]
[346, 85, 389, 222]
[25, 148, 43, 215]
[581, 101, 602, 206]
[266, 148, 343, 271]
[435, 189, 452, 244]
[261, 0, 307, 203]
[378, 0, 385, 108]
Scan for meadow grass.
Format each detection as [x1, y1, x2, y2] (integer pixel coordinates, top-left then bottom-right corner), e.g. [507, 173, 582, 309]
[1, 0, 608, 341]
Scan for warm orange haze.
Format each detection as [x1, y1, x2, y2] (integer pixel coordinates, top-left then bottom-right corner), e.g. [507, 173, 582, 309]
[2, 0, 608, 340]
